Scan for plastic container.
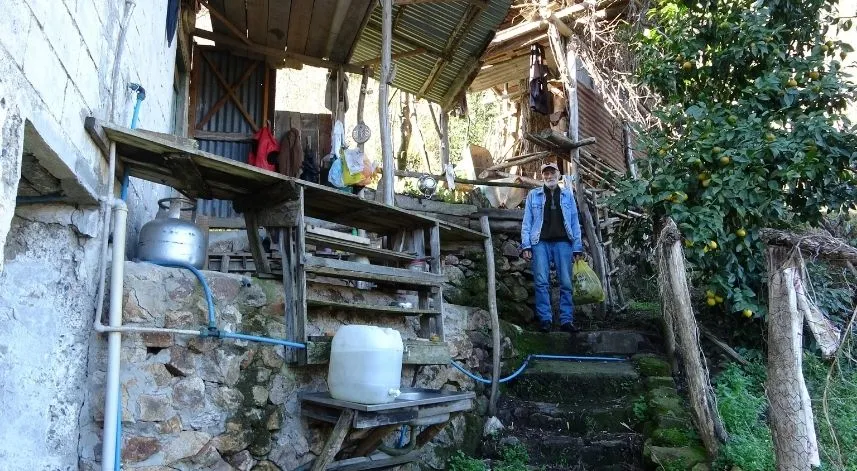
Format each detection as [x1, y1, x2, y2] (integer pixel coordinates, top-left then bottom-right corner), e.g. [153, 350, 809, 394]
[328, 325, 404, 404]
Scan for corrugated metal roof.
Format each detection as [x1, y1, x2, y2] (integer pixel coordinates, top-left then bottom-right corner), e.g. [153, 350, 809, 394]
[349, 0, 512, 108]
[207, 1, 511, 108]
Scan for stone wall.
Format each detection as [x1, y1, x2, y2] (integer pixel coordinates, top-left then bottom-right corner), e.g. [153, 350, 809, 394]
[80, 262, 498, 470]
[0, 2, 180, 469]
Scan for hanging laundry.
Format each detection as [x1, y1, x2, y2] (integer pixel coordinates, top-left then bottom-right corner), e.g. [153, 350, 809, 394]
[529, 44, 552, 115]
[278, 128, 303, 177]
[248, 124, 279, 172]
[166, 0, 180, 46]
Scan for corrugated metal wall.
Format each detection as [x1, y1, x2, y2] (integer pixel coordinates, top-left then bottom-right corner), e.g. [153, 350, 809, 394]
[192, 48, 266, 219]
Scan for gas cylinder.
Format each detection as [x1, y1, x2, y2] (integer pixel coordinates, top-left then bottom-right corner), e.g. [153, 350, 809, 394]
[137, 198, 206, 268]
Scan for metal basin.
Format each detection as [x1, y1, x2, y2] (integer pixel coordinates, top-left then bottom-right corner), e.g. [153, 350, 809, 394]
[396, 391, 437, 401]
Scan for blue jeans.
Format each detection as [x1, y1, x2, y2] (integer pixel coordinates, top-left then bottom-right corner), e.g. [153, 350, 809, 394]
[532, 240, 574, 325]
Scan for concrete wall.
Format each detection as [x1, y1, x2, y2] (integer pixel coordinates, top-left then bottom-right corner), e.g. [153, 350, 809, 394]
[0, 1, 180, 469]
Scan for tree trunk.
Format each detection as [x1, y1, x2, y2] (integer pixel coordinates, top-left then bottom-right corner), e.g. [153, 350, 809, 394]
[656, 218, 728, 457]
[765, 247, 820, 470]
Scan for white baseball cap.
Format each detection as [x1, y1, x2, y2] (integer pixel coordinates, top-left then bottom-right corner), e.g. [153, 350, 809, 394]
[540, 162, 560, 173]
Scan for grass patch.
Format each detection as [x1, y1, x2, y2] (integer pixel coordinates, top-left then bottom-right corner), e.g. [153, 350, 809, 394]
[447, 444, 537, 471]
[713, 351, 857, 470]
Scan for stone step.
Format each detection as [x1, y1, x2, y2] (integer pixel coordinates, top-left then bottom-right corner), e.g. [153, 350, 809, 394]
[496, 431, 644, 468]
[505, 360, 642, 403]
[497, 396, 636, 437]
[511, 329, 662, 358]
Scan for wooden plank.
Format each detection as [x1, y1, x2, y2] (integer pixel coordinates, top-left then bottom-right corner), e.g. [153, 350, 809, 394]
[244, 211, 272, 274]
[429, 223, 444, 340]
[84, 117, 110, 156]
[307, 226, 370, 245]
[307, 298, 440, 316]
[193, 29, 363, 74]
[306, 233, 416, 263]
[353, 48, 427, 67]
[294, 187, 309, 363]
[200, 0, 251, 45]
[256, 199, 301, 227]
[245, 0, 269, 45]
[296, 452, 419, 471]
[192, 131, 255, 141]
[233, 181, 302, 212]
[403, 339, 450, 364]
[303, 339, 450, 365]
[266, 0, 291, 48]
[305, 0, 338, 58]
[164, 153, 213, 199]
[396, 0, 486, 5]
[311, 409, 356, 471]
[287, 0, 315, 55]
[305, 256, 445, 287]
[334, 0, 375, 63]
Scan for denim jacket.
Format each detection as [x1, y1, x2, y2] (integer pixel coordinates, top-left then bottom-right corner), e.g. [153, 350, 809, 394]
[520, 185, 584, 252]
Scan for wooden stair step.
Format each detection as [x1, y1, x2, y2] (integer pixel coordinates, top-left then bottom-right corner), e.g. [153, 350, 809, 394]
[304, 256, 444, 288]
[307, 298, 440, 316]
[306, 232, 416, 263]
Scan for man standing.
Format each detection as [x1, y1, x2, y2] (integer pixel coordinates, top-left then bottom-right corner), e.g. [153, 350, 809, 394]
[520, 163, 585, 333]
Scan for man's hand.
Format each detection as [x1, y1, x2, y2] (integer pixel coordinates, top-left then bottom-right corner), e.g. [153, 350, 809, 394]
[521, 249, 533, 261]
[574, 252, 585, 262]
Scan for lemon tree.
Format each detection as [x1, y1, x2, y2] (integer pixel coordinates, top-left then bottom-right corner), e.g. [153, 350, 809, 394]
[611, 0, 857, 318]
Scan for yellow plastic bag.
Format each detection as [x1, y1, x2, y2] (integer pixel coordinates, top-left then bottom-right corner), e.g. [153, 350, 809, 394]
[573, 259, 605, 305]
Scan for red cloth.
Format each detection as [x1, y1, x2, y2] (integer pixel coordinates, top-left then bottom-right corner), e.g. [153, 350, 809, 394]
[248, 125, 279, 172]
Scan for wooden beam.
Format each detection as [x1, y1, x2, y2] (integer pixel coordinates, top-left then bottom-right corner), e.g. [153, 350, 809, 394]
[395, 170, 536, 189]
[310, 409, 356, 471]
[396, 0, 486, 6]
[419, 2, 484, 98]
[354, 48, 427, 67]
[193, 29, 363, 74]
[441, 57, 481, 110]
[164, 153, 213, 199]
[198, 0, 252, 45]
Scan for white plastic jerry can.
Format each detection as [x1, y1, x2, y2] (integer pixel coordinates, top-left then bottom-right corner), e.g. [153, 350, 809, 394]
[327, 325, 404, 404]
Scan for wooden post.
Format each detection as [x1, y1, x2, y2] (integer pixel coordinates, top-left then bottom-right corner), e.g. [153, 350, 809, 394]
[357, 67, 370, 152]
[440, 110, 450, 171]
[622, 121, 638, 179]
[480, 216, 501, 417]
[656, 218, 728, 457]
[310, 409, 356, 471]
[765, 247, 820, 469]
[379, 0, 395, 206]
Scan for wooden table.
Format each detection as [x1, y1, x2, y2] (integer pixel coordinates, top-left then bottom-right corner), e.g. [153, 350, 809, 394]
[298, 389, 475, 470]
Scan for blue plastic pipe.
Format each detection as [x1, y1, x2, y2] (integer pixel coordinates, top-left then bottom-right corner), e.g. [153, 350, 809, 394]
[120, 84, 145, 203]
[128, 83, 146, 130]
[149, 261, 217, 329]
[219, 331, 307, 349]
[450, 353, 627, 385]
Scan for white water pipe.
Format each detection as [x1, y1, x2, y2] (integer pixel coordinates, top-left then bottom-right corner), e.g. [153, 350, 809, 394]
[100, 198, 127, 471]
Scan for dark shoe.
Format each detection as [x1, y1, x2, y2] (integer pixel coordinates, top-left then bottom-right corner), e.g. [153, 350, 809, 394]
[560, 323, 580, 333]
[539, 321, 553, 333]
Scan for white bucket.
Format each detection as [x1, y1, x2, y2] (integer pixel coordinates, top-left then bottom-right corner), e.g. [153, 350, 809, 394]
[328, 325, 404, 404]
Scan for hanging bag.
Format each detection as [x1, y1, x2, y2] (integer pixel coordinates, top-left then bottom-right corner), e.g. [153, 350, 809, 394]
[573, 259, 605, 305]
[529, 44, 552, 115]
